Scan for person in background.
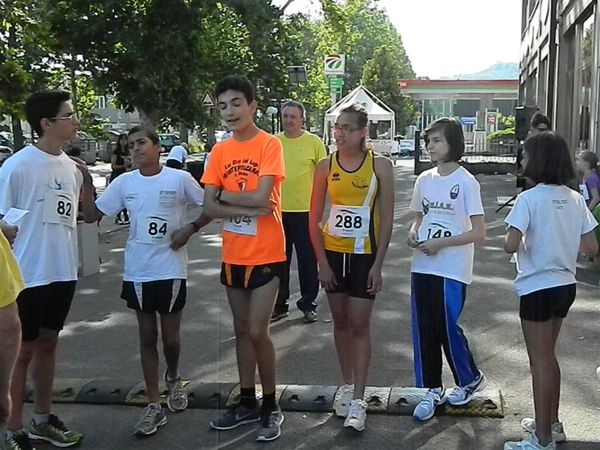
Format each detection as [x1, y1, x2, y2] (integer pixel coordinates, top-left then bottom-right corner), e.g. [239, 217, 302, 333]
[110, 133, 130, 225]
[166, 145, 187, 170]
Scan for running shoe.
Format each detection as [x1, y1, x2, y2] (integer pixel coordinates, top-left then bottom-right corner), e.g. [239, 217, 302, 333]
[504, 432, 556, 449]
[164, 371, 188, 412]
[521, 418, 566, 443]
[343, 399, 367, 431]
[256, 409, 284, 442]
[446, 370, 486, 405]
[335, 384, 354, 417]
[3, 432, 36, 450]
[133, 404, 167, 437]
[303, 310, 318, 323]
[28, 414, 82, 447]
[209, 403, 260, 430]
[413, 387, 446, 421]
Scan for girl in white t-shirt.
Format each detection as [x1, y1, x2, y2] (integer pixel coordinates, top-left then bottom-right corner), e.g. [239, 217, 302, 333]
[504, 132, 598, 450]
[407, 118, 486, 422]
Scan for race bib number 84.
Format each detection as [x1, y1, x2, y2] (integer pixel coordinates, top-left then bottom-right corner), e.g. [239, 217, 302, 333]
[137, 214, 173, 245]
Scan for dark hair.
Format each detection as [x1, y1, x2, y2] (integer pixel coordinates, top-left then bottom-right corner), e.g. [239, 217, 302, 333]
[215, 75, 256, 103]
[339, 103, 369, 151]
[577, 150, 599, 175]
[282, 100, 305, 119]
[423, 117, 465, 162]
[25, 90, 71, 136]
[128, 125, 159, 144]
[115, 133, 129, 153]
[530, 112, 551, 130]
[67, 146, 82, 158]
[521, 131, 575, 185]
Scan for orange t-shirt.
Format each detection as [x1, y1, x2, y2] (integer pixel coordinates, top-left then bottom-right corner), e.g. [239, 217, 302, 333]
[201, 129, 286, 265]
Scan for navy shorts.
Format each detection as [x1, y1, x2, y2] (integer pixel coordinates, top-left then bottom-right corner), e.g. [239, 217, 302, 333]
[519, 284, 576, 322]
[325, 250, 376, 300]
[121, 279, 186, 314]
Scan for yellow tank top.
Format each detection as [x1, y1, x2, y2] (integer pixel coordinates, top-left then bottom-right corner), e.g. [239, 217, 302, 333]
[322, 150, 379, 254]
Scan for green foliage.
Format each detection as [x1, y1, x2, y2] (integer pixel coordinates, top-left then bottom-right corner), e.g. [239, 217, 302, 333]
[498, 114, 515, 130]
[487, 128, 515, 141]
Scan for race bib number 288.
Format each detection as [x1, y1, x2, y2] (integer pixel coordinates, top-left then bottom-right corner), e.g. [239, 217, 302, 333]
[328, 205, 370, 238]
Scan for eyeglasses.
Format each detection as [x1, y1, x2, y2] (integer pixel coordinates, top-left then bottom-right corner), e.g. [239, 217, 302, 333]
[48, 112, 78, 122]
[333, 123, 361, 133]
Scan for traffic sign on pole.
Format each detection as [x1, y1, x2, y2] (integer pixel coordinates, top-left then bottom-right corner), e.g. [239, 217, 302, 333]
[201, 90, 216, 108]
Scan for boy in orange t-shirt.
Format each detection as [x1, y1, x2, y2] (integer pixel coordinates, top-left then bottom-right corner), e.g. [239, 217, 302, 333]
[201, 75, 286, 442]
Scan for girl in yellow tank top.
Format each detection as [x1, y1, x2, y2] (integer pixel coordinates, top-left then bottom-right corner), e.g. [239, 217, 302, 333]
[322, 148, 380, 254]
[308, 103, 395, 432]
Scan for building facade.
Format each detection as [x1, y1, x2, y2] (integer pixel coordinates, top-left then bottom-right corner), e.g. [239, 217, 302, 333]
[521, 0, 599, 153]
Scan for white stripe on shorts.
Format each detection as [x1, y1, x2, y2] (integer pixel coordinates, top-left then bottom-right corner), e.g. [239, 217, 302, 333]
[169, 280, 181, 313]
[134, 282, 144, 309]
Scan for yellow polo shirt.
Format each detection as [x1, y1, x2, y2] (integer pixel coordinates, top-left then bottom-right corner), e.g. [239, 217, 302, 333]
[0, 230, 24, 308]
[277, 131, 327, 212]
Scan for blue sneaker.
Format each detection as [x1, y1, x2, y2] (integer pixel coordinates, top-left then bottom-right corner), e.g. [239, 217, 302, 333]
[413, 387, 446, 421]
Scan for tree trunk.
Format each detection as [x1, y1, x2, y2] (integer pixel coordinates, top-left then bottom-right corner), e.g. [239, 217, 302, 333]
[178, 124, 189, 143]
[11, 116, 24, 151]
[138, 109, 159, 129]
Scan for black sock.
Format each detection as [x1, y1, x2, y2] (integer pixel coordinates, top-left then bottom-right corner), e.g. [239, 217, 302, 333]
[240, 387, 257, 409]
[261, 392, 277, 412]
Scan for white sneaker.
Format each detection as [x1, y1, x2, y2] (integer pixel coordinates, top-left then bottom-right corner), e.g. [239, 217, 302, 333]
[335, 384, 354, 417]
[446, 370, 486, 405]
[521, 418, 566, 443]
[413, 387, 446, 421]
[343, 399, 367, 431]
[504, 432, 556, 449]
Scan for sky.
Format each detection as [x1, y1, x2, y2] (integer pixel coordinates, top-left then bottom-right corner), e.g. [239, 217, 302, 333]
[274, 0, 522, 79]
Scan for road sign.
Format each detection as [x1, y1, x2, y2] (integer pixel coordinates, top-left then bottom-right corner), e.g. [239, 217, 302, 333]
[324, 54, 345, 75]
[329, 77, 344, 89]
[201, 90, 216, 108]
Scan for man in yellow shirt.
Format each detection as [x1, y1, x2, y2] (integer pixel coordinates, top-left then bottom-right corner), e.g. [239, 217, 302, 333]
[272, 101, 327, 323]
[0, 221, 24, 450]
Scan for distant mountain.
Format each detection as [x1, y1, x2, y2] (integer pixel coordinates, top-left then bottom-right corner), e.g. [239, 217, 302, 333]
[443, 63, 519, 80]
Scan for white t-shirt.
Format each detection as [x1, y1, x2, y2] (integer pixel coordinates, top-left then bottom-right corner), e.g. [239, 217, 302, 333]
[0, 145, 83, 288]
[96, 167, 203, 282]
[505, 184, 597, 296]
[166, 145, 187, 163]
[410, 166, 484, 284]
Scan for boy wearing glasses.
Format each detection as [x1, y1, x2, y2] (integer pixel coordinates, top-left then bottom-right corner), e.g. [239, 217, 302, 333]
[0, 90, 88, 448]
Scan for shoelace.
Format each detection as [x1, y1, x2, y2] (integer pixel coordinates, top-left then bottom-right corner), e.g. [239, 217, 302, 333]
[347, 402, 364, 419]
[170, 378, 185, 401]
[424, 390, 441, 404]
[48, 414, 68, 432]
[140, 406, 160, 424]
[262, 412, 280, 428]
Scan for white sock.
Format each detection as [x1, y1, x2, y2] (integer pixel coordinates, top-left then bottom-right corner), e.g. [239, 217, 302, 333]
[33, 412, 50, 425]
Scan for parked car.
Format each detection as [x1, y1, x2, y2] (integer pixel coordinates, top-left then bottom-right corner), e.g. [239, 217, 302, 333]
[0, 146, 13, 166]
[0, 133, 13, 149]
[65, 131, 98, 165]
[159, 133, 179, 153]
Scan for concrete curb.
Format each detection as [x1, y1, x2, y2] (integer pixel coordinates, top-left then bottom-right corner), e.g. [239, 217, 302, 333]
[36, 379, 504, 418]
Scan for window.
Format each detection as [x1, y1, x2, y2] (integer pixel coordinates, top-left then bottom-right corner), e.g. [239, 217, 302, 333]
[578, 13, 595, 150]
[94, 96, 107, 109]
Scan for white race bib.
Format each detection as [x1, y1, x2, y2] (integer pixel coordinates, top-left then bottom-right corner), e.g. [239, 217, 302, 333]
[328, 205, 370, 238]
[42, 190, 76, 228]
[580, 184, 590, 201]
[223, 215, 257, 236]
[419, 221, 457, 241]
[136, 213, 174, 245]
